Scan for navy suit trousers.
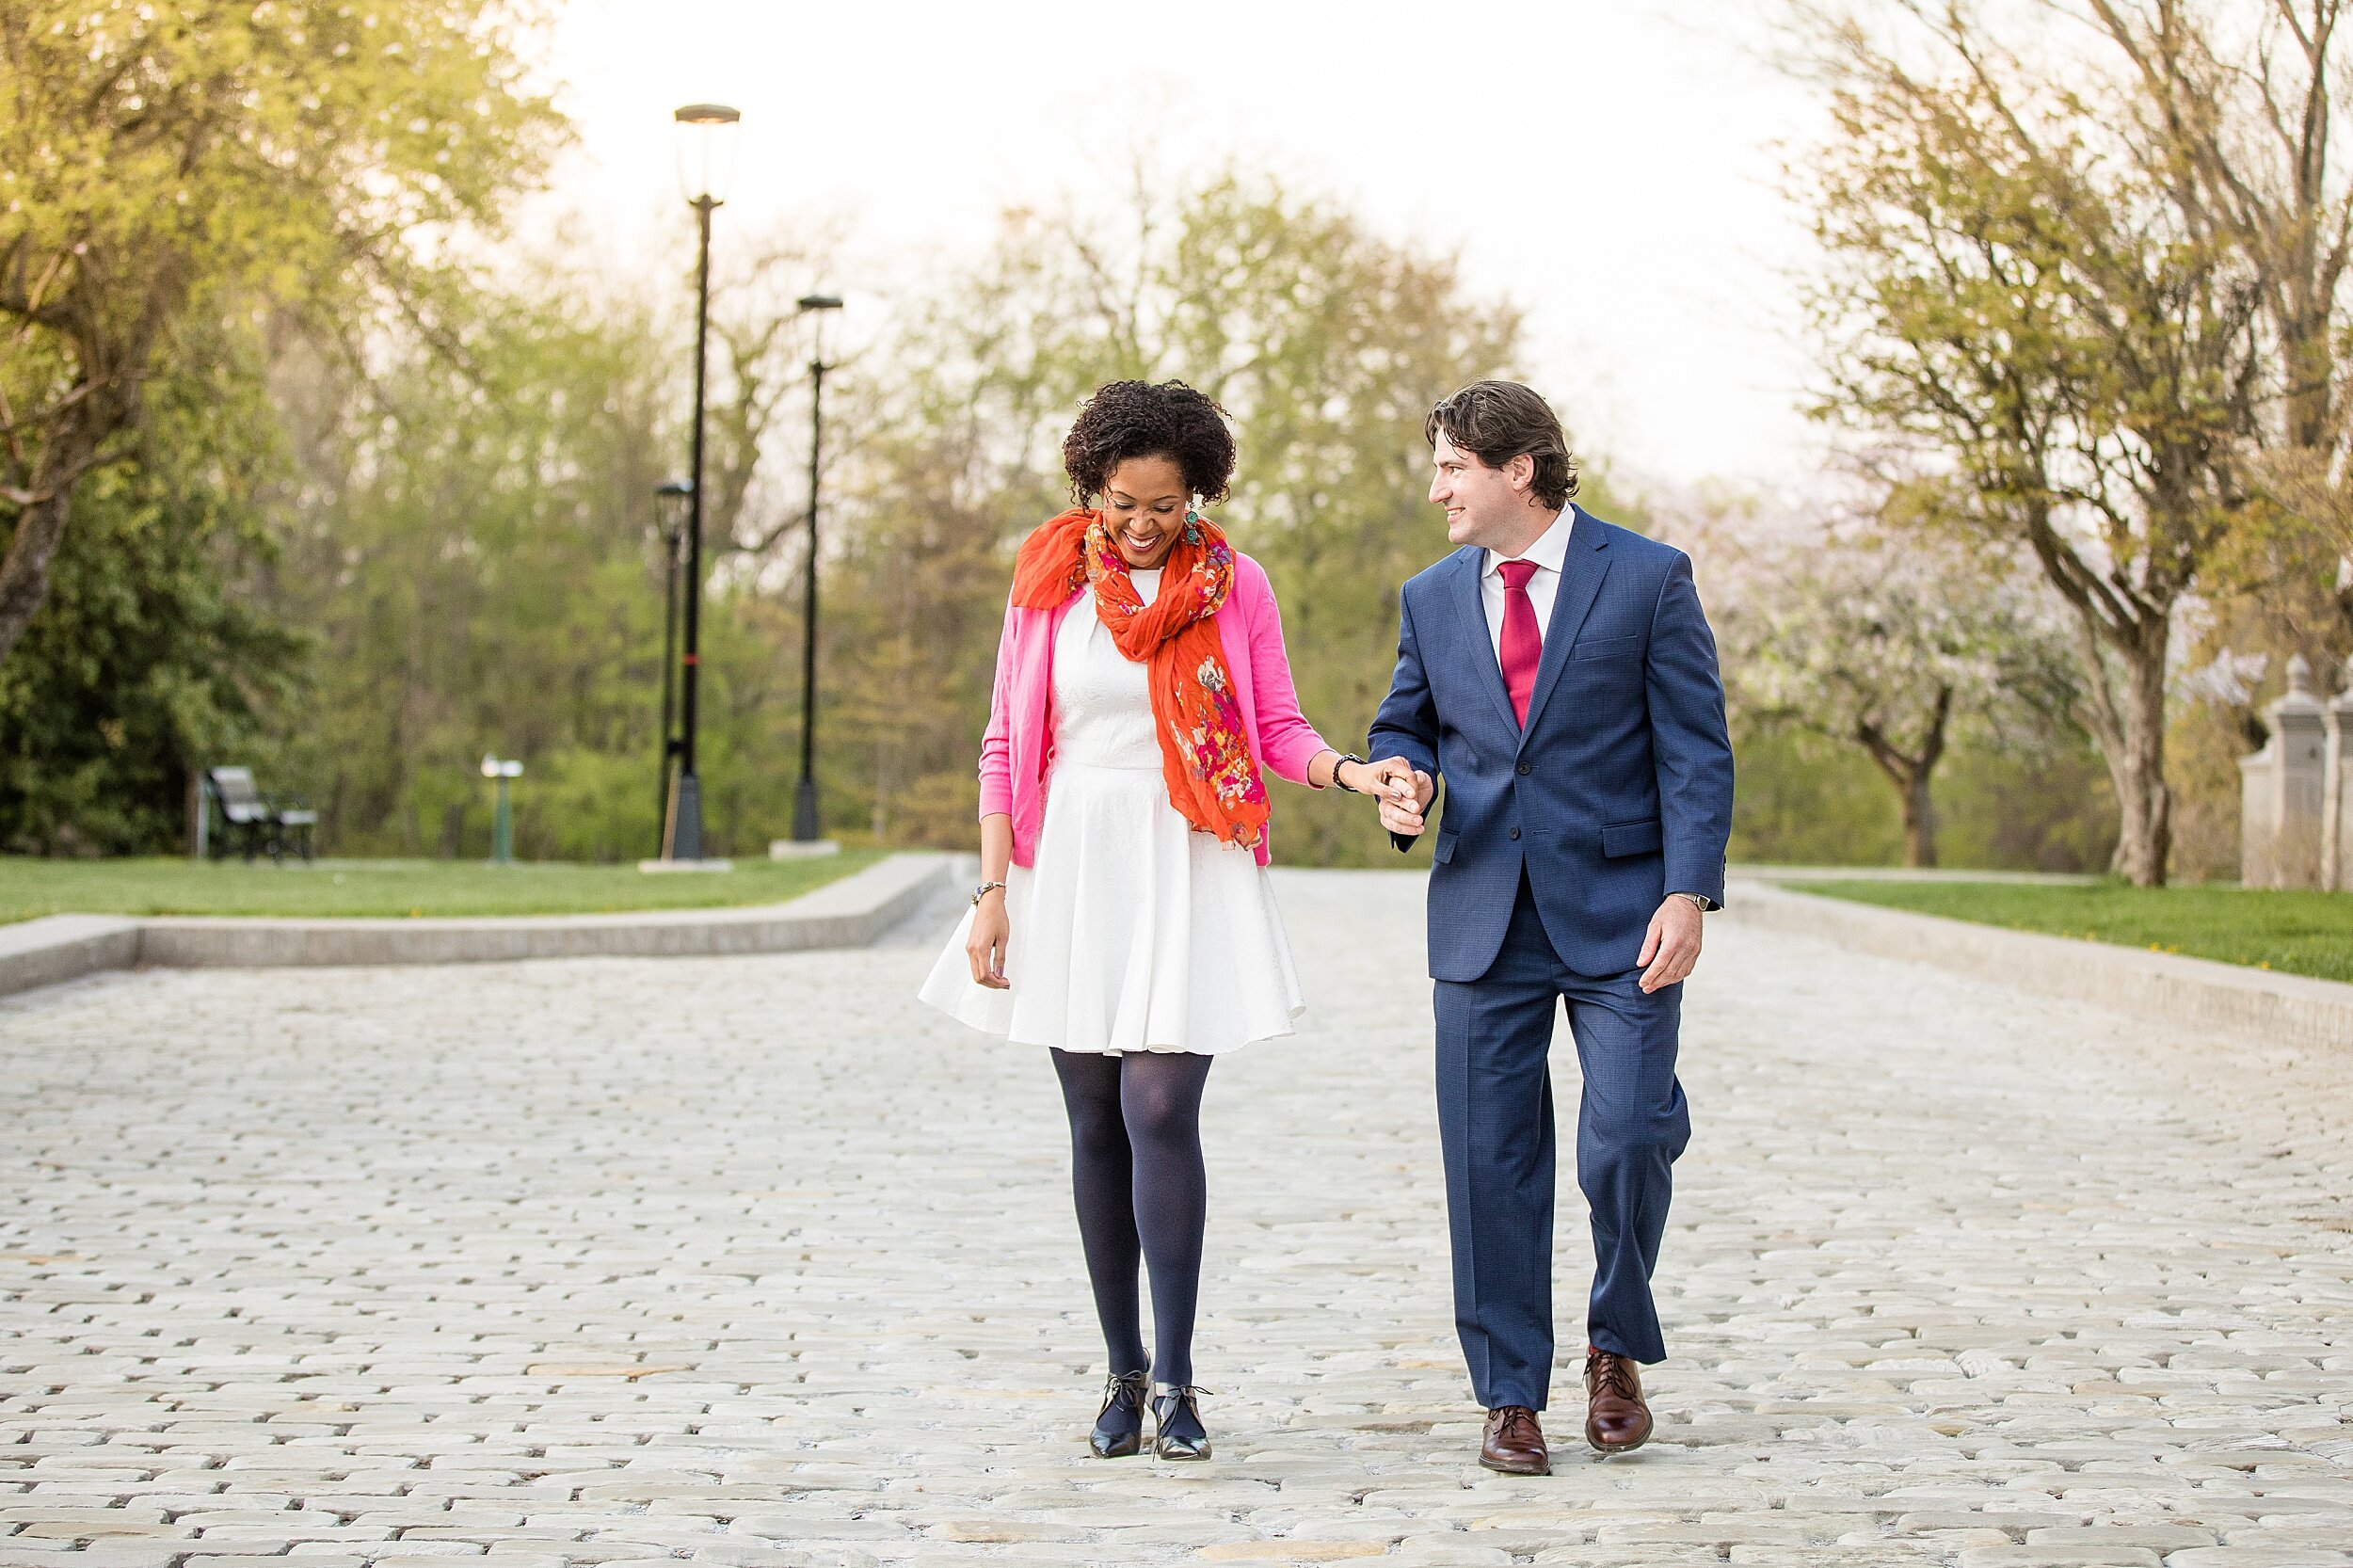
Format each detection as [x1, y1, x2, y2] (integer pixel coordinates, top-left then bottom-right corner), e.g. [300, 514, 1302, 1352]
[1433, 872, 1690, 1409]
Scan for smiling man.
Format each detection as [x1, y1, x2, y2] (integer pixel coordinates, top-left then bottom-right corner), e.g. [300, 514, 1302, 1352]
[1367, 380, 1734, 1472]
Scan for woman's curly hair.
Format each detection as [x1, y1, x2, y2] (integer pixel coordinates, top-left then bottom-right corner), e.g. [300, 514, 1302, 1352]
[1062, 379, 1237, 505]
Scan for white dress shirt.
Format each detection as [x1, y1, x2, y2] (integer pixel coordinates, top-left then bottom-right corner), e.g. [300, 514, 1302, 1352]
[1479, 507, 1576, 665]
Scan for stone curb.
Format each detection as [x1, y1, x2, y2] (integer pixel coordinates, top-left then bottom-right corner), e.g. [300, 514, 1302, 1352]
[0, 913, 144, 1000]
[0, 852, 954, 1000]
[1725, 875, 2353, 1052]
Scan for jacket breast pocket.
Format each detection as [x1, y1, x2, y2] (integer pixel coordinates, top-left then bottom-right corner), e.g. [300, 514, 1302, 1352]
[1433, 831, 1458, 864]
[1600, 818, 1662, 858]
[1573, 634, 1642, 662]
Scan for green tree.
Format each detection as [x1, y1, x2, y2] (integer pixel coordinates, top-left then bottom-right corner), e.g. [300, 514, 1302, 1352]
[1790, 6, 2269, 884]
[0, 0, 561, 667]
[0, 330, 299, 852]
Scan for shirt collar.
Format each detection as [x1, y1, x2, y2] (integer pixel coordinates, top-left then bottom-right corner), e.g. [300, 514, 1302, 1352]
[1483, 505, 1576, 579]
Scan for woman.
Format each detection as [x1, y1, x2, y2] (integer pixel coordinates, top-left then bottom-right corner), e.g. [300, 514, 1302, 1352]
[919, 379, 1404, 1461]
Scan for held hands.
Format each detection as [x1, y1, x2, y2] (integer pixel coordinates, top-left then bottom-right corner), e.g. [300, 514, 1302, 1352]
[967, 890, 1011, 989]
[1363, 758, 1435, 838]
[1637, 895, 1704, 993]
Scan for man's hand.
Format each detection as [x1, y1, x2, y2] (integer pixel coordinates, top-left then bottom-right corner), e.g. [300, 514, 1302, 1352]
[1636, 895, 1704, 993]
[1373, 761, 1435, 838]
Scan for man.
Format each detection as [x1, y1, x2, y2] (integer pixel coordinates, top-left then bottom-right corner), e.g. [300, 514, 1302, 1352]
[1369, 381, 1733, 1472]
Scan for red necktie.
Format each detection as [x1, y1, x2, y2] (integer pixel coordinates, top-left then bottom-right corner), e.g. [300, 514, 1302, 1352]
[1497, 558, 1542, 728]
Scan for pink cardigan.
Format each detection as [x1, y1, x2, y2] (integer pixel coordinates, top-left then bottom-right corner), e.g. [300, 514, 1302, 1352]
[977, 551, 1334, 868]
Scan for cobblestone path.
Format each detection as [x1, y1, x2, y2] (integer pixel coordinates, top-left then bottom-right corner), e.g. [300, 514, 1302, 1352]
[4, 870, 2350, 1568]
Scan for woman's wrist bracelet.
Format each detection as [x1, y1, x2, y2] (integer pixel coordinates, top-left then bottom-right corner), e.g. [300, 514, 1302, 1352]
[971, 880, 1007, 905]
[1328, 752, 1368, 792]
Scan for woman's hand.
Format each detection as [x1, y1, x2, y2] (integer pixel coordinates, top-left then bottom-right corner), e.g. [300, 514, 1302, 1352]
[1332, 754, 1424, 807]
[967, 890, 1011, 989]
[1365, 758, 1434, 837]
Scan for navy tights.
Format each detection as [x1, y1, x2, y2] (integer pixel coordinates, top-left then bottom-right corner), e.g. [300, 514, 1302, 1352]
[1049, 1048, 1214, 1387]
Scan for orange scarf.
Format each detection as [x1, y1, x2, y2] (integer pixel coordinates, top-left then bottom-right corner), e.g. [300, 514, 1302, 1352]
[1011, 507, 1271, 851]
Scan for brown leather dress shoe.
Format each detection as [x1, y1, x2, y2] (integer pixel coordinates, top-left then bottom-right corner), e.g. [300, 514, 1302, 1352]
[1583, 1349, 1653, 1454]
[1480, 1404, 1550, 1475]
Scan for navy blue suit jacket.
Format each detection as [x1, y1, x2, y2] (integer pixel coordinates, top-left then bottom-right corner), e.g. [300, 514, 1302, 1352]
[1369, 508, 1734, 982]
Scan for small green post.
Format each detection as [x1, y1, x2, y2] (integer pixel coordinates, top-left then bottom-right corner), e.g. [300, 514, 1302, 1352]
[481, 754, 522, 866]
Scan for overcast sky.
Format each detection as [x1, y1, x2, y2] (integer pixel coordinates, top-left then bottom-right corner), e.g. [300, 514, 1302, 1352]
[533, 0, 1831, 495]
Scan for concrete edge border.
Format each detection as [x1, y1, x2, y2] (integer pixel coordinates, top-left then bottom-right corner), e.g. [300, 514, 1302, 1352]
[1724, 875, 2353, 1052]
[0, 852, 957, 1000]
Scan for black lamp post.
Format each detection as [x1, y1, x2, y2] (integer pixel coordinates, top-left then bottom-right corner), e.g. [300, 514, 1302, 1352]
[792, 293, 843, 844]
[653, 478, 692, 857]
[666, 101, 740, 864]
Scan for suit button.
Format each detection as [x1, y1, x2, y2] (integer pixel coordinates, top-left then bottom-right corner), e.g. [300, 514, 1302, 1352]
[1515, 761, 1532, 776]
[1508, 825, 1521, 840]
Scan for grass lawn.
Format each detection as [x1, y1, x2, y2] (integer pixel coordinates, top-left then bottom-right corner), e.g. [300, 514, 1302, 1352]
[1798, 878, 2353, 984]
[0, 852, 886, 923]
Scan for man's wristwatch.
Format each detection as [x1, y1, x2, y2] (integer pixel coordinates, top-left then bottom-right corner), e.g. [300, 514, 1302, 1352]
[1327, 752, 1369, 792]
[972, 880, 1007, 906]
[1673, 891, 1711, 913]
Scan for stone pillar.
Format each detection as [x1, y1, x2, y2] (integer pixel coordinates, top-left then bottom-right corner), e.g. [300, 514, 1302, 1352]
[2328, 656, 2353, 891]
[2241, 654, 2329, 888]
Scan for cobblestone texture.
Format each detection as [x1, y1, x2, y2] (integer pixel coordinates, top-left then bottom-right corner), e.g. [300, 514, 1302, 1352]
[3, 868, 2349, 1568]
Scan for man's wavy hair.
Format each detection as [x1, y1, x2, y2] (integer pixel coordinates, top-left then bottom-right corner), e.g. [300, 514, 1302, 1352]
[1424, 381, 1580, 510]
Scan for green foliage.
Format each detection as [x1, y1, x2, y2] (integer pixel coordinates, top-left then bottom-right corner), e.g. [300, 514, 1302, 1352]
[1795, 878, 2353, 984]
[0, 0, 562, 850]
[0, 0, 565, 660]
[1731, 728, 1901, 867]
[1, 0, 557, 280]
[1730, 726, 2116, 872]
[0, 339, 301, 853]
[1929, 738, 2117, 873]
[267, 282, 684, 859]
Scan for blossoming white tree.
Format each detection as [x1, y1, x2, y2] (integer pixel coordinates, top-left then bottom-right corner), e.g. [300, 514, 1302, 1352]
[1717, 512, 2079, 868]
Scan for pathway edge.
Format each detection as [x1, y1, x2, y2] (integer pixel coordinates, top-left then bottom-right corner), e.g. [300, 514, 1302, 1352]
[1725, 876, 2353, 1051]
[0, 914, 144, 1000]
[0, 853, 955, 998]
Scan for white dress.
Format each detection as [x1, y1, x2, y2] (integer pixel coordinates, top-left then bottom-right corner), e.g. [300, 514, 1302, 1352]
[918, 568, 1305, 1054]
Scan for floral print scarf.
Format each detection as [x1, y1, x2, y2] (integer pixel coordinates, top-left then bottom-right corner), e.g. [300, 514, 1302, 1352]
[1010, 506, 1271, 851]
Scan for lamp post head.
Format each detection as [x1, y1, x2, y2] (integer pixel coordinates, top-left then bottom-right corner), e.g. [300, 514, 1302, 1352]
[797, 294, 844, 368]
[654, 479, 693, 556]
[672, 103, 741, 207]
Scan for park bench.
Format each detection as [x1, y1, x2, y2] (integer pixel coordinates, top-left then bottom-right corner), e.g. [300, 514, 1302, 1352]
[202, 766, 317, 863]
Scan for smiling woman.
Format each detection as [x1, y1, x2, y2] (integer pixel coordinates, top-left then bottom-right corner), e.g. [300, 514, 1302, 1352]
[1060, 380, 1238, 570]
[914, 376, 1418, 1464]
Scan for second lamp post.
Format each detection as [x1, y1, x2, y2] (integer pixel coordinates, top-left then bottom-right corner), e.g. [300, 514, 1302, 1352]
[792, 293, 841, 845]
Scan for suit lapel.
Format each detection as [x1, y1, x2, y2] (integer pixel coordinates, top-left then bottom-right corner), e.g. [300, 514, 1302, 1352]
[1516, 510, 1610, 746]
[1446, 548, 1521, 735]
